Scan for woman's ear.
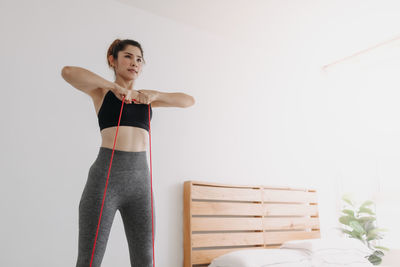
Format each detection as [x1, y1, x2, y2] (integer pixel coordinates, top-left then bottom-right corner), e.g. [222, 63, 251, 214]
[108, 55, 114, 67]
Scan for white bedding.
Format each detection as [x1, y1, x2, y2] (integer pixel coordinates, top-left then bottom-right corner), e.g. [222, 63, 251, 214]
[208, 237, 374, 267]
[281, 237, 373, 267]
[208, 248, 310, 267]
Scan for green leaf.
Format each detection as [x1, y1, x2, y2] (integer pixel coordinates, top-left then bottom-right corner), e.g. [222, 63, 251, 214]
[358, 216, 376, 223]
[342, 194, 354, 206]
[368, 228, 386, 238]
[341, 229, 353, 236]
[350, 220, 365, 234]
[360, 200, 374, 208]
[373, 250, 385, 257]
[368, 253, 382, 265]
[363, 220, 375, 232]
[374, 245, 390, 251]
[367, 228, 387, 241]
[358, 207, 375, 215]
[367, 232, 378, 241]
[368, 251, 384, 265]
[351, 229, 362, 239]
[342, 209, 355, 217]
[339, 215, 352, 226]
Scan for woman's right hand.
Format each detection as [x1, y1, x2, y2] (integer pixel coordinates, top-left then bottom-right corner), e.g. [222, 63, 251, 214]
[110, 83, 140, 104]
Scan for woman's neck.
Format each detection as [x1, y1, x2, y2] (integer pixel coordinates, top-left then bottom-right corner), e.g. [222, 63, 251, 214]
[114, 76, 135, 90]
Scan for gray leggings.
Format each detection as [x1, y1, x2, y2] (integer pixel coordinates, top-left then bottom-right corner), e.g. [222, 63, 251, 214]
[76, 147, 155, 267]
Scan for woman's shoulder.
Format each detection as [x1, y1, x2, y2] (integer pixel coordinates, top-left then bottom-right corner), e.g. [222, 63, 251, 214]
[89, 88, 110, 102]
[90, 88, 110, 115]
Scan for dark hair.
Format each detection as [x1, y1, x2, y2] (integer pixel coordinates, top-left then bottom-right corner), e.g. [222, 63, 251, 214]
[107, 39, 146, 70]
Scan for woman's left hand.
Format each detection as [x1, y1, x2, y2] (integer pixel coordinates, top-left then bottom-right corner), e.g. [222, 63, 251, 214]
[134, 89, 159, 105]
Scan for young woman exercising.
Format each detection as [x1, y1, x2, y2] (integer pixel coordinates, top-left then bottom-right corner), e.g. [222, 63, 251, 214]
[61, 38, 195, 267]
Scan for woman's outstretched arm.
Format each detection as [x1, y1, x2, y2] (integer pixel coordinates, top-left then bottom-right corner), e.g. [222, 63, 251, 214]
[150, 91, 195, 108]
[61, 66, 114, 96]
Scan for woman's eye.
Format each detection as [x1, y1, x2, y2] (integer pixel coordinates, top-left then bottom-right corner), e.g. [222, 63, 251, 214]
[125, 56, 141, 62]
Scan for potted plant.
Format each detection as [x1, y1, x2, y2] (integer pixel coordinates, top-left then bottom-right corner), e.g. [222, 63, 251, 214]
[337, 193, 389, 265]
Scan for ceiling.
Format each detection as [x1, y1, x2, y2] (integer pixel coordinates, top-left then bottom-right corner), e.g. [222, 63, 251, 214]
[114, 0, 400, 69]
[114, 0, 278, 41]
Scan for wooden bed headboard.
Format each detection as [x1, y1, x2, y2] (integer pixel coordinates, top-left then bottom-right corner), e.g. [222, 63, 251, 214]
[183, 180, 321, 267]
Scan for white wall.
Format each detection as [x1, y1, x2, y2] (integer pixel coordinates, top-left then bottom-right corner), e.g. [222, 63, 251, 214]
[1, 0, 399, 266]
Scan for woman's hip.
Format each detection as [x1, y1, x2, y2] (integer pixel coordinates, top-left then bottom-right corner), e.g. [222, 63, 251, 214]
[90, 146, 149, 173]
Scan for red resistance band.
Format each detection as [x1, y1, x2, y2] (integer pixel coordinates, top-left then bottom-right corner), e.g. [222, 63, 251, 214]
[89, 96, 155, 267]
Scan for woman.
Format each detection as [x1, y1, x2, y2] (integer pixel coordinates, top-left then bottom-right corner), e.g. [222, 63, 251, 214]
[61, 39, 195, 267]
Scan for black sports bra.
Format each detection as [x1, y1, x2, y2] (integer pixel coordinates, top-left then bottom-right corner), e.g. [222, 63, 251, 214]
[97, 90, 153, 132]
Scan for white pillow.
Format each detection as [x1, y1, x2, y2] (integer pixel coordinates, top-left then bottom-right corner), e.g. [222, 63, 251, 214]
[310, 252, 373, 267]
[208, 248, 310, 267]
[280, 237, 374, 266]
[280, 237, 372, 256]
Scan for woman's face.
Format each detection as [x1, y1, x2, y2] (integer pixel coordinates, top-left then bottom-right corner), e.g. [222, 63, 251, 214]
[113, 45, 144, 80]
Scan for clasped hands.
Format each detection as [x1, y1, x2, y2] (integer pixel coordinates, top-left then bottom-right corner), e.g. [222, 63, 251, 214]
[111, 82, 159, 105]
[131, 89, 159, 105]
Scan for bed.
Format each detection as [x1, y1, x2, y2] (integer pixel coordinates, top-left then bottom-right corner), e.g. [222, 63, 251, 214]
[183, 180, 374, 267]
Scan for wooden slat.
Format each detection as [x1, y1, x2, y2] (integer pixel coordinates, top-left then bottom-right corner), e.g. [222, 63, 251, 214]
[263, 203, 318, 216]
[190, 180, 311, 191]
[192, 232, 264, 247]
[192, 201, 263, 216]
[192, 185, 261, 201]
[262, 189, 318, 203]
[192, 184, 317, 203]
[263, 217, 320, 230]
[183, 182, 192, 267]
[264, 230, 321, 245]
[192, 230, 320, 248]
[191, 202, 318, 216]
[192, 217, 263, 231]
[192, 217, 319, 231]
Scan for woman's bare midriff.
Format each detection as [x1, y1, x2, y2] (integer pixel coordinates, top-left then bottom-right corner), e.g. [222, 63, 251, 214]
[92, 88, 149, 152]
[100, 126, 148, 152]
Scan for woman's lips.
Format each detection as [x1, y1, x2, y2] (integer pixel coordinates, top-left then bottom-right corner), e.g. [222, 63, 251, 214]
[128, 69, 137, 73]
